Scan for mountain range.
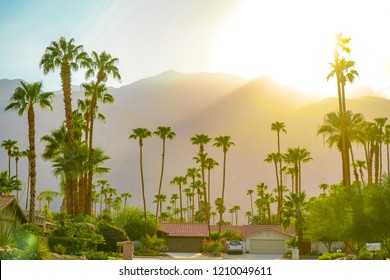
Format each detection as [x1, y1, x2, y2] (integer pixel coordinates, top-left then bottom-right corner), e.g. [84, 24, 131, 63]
[1, 71, 390, 223]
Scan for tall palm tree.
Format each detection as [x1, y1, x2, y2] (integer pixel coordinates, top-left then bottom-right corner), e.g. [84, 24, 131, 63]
[40, 37, 88, 216]
[37, 190, 60, 210]
[213, 135, 235, 235]
[318, 111, 364, 187]
[1, 139, 17, 177]
[153, 126, 175, 227]
[271, 121, 286, 189]
[283, 147, 312, 194]
[121, 192, 132, 209]
[283, 191, 309, 251]
[264, 152, 283, 223]
[129, 128, 152, 227]
[170, 176, 187, 222]
[11, 146, 21, 201]
[204, 157, 219, 206]
[186, 167, 201, 220]
[232, 205, 240, 226]
[84, 51, 120, 215]
[246, 189, 254, 215]
[20, 149, 30, 210]
[326, 33, 359, 187]
[6, 81, 54, 222]
[190, 134, 211, 186]
[373, 117, 388, 183]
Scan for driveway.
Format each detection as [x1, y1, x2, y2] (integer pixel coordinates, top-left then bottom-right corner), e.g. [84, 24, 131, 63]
[155, 252, 284, 260]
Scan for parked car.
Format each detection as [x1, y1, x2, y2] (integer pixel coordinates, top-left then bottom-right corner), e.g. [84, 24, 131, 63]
[226, 240, 243, 254]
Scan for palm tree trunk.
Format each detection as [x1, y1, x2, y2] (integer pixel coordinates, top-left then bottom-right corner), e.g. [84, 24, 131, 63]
[27, 105, 36, 223]
[218, 151, 227, 236]
[349, 146, 359, 183]
[155, 139, 166, 230]
[179, 185, 183, 222]
[139, 142, 147, 231]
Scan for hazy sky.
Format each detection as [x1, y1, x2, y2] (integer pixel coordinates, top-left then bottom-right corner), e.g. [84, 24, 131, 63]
[2, 0, 390, 99]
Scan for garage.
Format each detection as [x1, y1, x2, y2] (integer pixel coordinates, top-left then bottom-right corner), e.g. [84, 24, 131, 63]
[243, 225, 295, 254]
[249, 239, 286, 254]
[165, 237, 204, 253]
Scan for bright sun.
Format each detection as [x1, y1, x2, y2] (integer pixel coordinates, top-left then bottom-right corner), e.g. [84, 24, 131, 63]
[212, 0, 390, 99]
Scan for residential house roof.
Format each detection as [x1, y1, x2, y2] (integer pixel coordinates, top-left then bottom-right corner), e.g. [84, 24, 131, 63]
[242, 225, 295, 237]
[159, 222, 293, 238]
[160, 222, 208, 237]
[0, 195, 28, 223]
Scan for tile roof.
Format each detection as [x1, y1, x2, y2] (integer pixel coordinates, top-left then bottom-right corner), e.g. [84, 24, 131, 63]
[159, 222, 294, 238]
[160, 222, 208, 237]
[0, 195, 17, 210]
[242, 225, 295, 237]
[0, 195, 28, 223]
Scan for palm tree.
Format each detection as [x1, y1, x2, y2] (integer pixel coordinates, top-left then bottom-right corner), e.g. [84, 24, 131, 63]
[40, 37, 88, 216]
[190, 134, 211, 186]
[283, 147, 312, 194]
[384, 124, 390, 176]
[153, 126, 175, 226]
[283, 191, 309, 251]
[213, 135, 235, 235]
[10, 146, 21, 201]
[318, 183, 329, 195]
[129, 127, 152, 228]
[373, 117, 388, 182]
[245, 211, 252, 225]
[1, 139, 17, 177]
[214, 197, 226, 226]
[232, 205, 240, 226]
[264, 152, 283, 223]
[354, 160, 366, 188]
[97, 179, 109, 213]
[318, 110, 365, 187]
[170, 176, 187, 222]
[204, 157, 219, 206]
[40, 37, 88, 146]
[0, 171, 22, 196]
[186, 167, 201, 220]
[6, 81, 54, 222]
[84, 51, 120, 215]
[271, 121, 286, 190]
[121, 192, 132, 209]
[20, 149, 30, 210]
[37, 190, 60, 210]
[246, 189, 254, 215]
[326, 33, 359, 187]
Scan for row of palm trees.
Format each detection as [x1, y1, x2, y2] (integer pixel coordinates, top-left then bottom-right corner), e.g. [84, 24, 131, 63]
[129, 127, 235, 237]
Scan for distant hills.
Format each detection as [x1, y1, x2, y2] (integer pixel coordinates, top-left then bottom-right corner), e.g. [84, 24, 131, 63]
[1, 72, 390, 223]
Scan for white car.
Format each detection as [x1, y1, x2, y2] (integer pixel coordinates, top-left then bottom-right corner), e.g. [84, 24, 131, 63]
[226, 240, 244, 254]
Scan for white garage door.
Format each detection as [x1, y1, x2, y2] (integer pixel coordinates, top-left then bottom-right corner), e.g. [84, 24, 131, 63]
[250, 239, 286, 254]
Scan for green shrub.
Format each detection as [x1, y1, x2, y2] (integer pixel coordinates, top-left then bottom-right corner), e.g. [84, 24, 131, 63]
[220, 230, 241, 241]
[48, 236, 94, 255]
[21, 236, 49, 260]
[97, 223, 129, 252]
[86, 251, 109, 260]
[0, 245, 20, 260]
[202, 240, 225, 253]
[318, 252, 345, 260]
[135, 235, 166, 256]
[113, 207, 155, 240]
[52, 244, 67, 255]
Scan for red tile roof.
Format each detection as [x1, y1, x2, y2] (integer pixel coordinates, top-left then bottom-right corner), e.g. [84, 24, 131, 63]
[160, 222, 208, 237]
[242, 225, 295, 237]
[159, 222, 294, 238]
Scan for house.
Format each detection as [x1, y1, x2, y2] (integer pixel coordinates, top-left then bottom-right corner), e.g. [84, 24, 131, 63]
[159, 222, 295, 254]
[159, 222, 208, 252]
[242, 225, 295, 254]
[0, 195, 28, 232]
[23, 210, 57, 234]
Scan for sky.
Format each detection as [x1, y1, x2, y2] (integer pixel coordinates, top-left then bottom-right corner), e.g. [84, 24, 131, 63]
[2, 0, 390, 99]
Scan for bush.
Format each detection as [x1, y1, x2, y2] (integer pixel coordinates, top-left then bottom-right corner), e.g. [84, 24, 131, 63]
[97, 223, 129, 252]
[20, 236, 49, 260]
[220, 230, 241, 241]
[135, 235, 166, 256]
[202, 240, 225, 254]
[86, 251, 109, 260]
[318, 252, 345, 260]
[48, 236, 94, 255]
[52, 244, 67, 255]
[0, 245, 20, 260]
[113, 207, 155, 240]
